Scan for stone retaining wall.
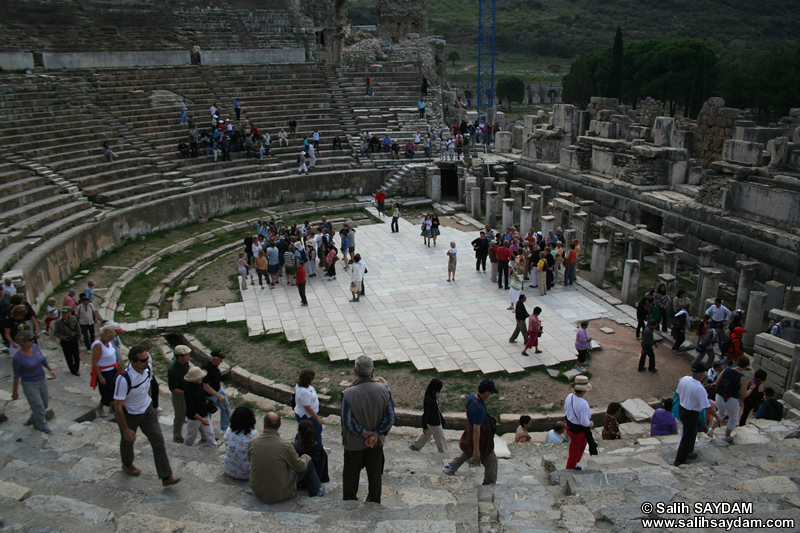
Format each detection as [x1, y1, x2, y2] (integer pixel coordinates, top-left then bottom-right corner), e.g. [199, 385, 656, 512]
[16, 170, 387, 312]
[752, 333, 800, 396]
[38, 48, 305, 70]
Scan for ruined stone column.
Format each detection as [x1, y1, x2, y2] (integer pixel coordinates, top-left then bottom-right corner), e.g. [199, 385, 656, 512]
[524, 184, 535, 200]
[590, 239, 610, 287]
[429, 171, 442, 203]
[621, 259, 641, 306]
[573, 213, 588, 248]
[458, 177, 466, 204]
[699, 268, 724, 313]
[662, 249, 682, 277]
[495, 181, 507, 200]
[486, 191, 498, 227]
[464, 177, 476, 211]
[540, 215, 555, 236]
[511, 187, 525, 228]
[658, 273, 677, 302]
[735, 260, 759, 312]
[471, 187, 482, 220]
[551, 205, 564, 234]
[539, 185, 552, 208]
[510, 179, 522, 189]
[521, 207, 532, 235]
[694, 245, 719, 317]
[742, 291, 768, 351]
[528, 195, 542, 230]
[484, 177, 495, 192]
[502, 198, 515, 232]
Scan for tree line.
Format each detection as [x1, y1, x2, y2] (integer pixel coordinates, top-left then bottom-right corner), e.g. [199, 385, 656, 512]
[562, 29, 800, 123]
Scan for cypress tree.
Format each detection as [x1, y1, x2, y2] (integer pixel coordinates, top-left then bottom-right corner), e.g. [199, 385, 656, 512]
[608, 26, 623, 101]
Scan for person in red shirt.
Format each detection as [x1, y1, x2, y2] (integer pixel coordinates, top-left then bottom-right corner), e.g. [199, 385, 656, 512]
[375, 190, 386, 218]
[496, 240, 513, 290]
[564, 242, 578, 286]
[296, 260, 308, 306]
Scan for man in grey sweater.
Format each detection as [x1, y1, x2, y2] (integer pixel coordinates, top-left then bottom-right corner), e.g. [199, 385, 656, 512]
[341, 356, 395, 503]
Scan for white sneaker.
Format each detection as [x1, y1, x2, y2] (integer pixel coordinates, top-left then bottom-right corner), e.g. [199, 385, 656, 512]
[707, 428, 715, 439]
[155, 407, 163, 413]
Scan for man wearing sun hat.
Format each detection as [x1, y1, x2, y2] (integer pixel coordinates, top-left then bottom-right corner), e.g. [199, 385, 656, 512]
[183, 365, 217, 448]
[443, 378, 498, 485]
[673, 364, 711, 466]
[168, 345, 192, 443]
[564, 375, 595, 470]
[52, 306, 81, 376]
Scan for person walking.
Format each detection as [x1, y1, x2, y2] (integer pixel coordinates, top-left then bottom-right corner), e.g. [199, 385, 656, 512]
[508, 294, 530, 345]
[443, 379, 498, 485]
[203, 349, 231, 435]
[114, 345, 181, 486]
[639, 320, 657, 373]
[673, 365, 711, 466]
[409, 378, 448, 453]
[521, 306, 543, 356]
[574, 320, 591, 372]
[564, 375, 596, 470]
[391, 203, 400, 233]
[11, 330, 56, 434]
[672, 304, 691, 351]
[52, 306, 81, 376]
[536, 251, 548, 296]
[420, 215, 433, 247]
[709, 356, 755, 443]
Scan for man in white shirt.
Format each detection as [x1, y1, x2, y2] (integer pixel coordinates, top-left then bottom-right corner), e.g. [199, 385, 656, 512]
[705, 298, 731, 324]
[673, 365, 711, 466]
[3, 278, 16, 299]
[114, 345, 181, 486]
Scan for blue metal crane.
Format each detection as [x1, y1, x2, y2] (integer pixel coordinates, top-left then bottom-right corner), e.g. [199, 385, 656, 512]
[476, 0, 496, 121]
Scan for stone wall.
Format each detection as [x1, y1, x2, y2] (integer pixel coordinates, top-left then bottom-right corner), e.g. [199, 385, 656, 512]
[375, 0, 428, 43]
[39, 49, 305, 69]
[0, 52, 34, 70]
[694, 97, 741, 169]
[17, 170, 388, 312]
[751, 333, 800, 396]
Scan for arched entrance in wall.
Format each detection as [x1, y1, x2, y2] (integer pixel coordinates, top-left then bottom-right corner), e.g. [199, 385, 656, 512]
[439, 162, 458, 200]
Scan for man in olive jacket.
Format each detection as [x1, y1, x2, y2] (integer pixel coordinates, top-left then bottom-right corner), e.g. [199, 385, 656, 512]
[248, 412, 322, 503]
[341, 356, 395, 503]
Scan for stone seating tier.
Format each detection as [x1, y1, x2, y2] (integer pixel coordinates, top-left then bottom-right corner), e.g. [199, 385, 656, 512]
[58, 156, 152, 181]
[17, 133, 124, 161]
[0, 184, 61, 213]
[1, 124, 114, 144]
[0, 193, 89, 229]
[82, 172, 164, 199]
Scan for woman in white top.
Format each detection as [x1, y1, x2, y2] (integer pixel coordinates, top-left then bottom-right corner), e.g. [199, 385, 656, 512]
[447, 242, 457, 282]
[91, 326, 119, 416]
[224, 406, 259, 480]
[564, 375, 594, 470]
[295, 369, 324, 445]
[420, 214, 433, 247]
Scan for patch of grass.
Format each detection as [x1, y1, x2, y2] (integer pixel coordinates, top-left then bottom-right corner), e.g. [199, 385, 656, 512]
[118, 235, 235, 318]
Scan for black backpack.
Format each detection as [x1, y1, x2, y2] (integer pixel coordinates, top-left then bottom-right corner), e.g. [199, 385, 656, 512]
[116, 367, 151, 392]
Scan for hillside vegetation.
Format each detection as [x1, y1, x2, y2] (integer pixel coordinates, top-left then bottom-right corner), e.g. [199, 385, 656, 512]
[347, 0, 799, 62]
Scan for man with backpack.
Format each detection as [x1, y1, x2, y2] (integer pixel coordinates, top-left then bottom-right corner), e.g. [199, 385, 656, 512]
[114, 345, 181, 486]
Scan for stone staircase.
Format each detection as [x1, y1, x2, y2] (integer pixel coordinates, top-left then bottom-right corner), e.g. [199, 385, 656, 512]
[2, 336, 800, 532]
[378, 162, 429, 197]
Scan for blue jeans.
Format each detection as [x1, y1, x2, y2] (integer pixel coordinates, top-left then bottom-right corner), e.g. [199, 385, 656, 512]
[22, 379, 50, 432]
[181, 111, 187, 124]
[563, 263, 575, 285]
[297, 461, 321, 496]
[209, 388, 230, 431]
[295, 414, 323, 446]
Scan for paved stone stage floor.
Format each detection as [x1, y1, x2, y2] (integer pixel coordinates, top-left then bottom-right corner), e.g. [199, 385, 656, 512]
[122, 207, 637, 374]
